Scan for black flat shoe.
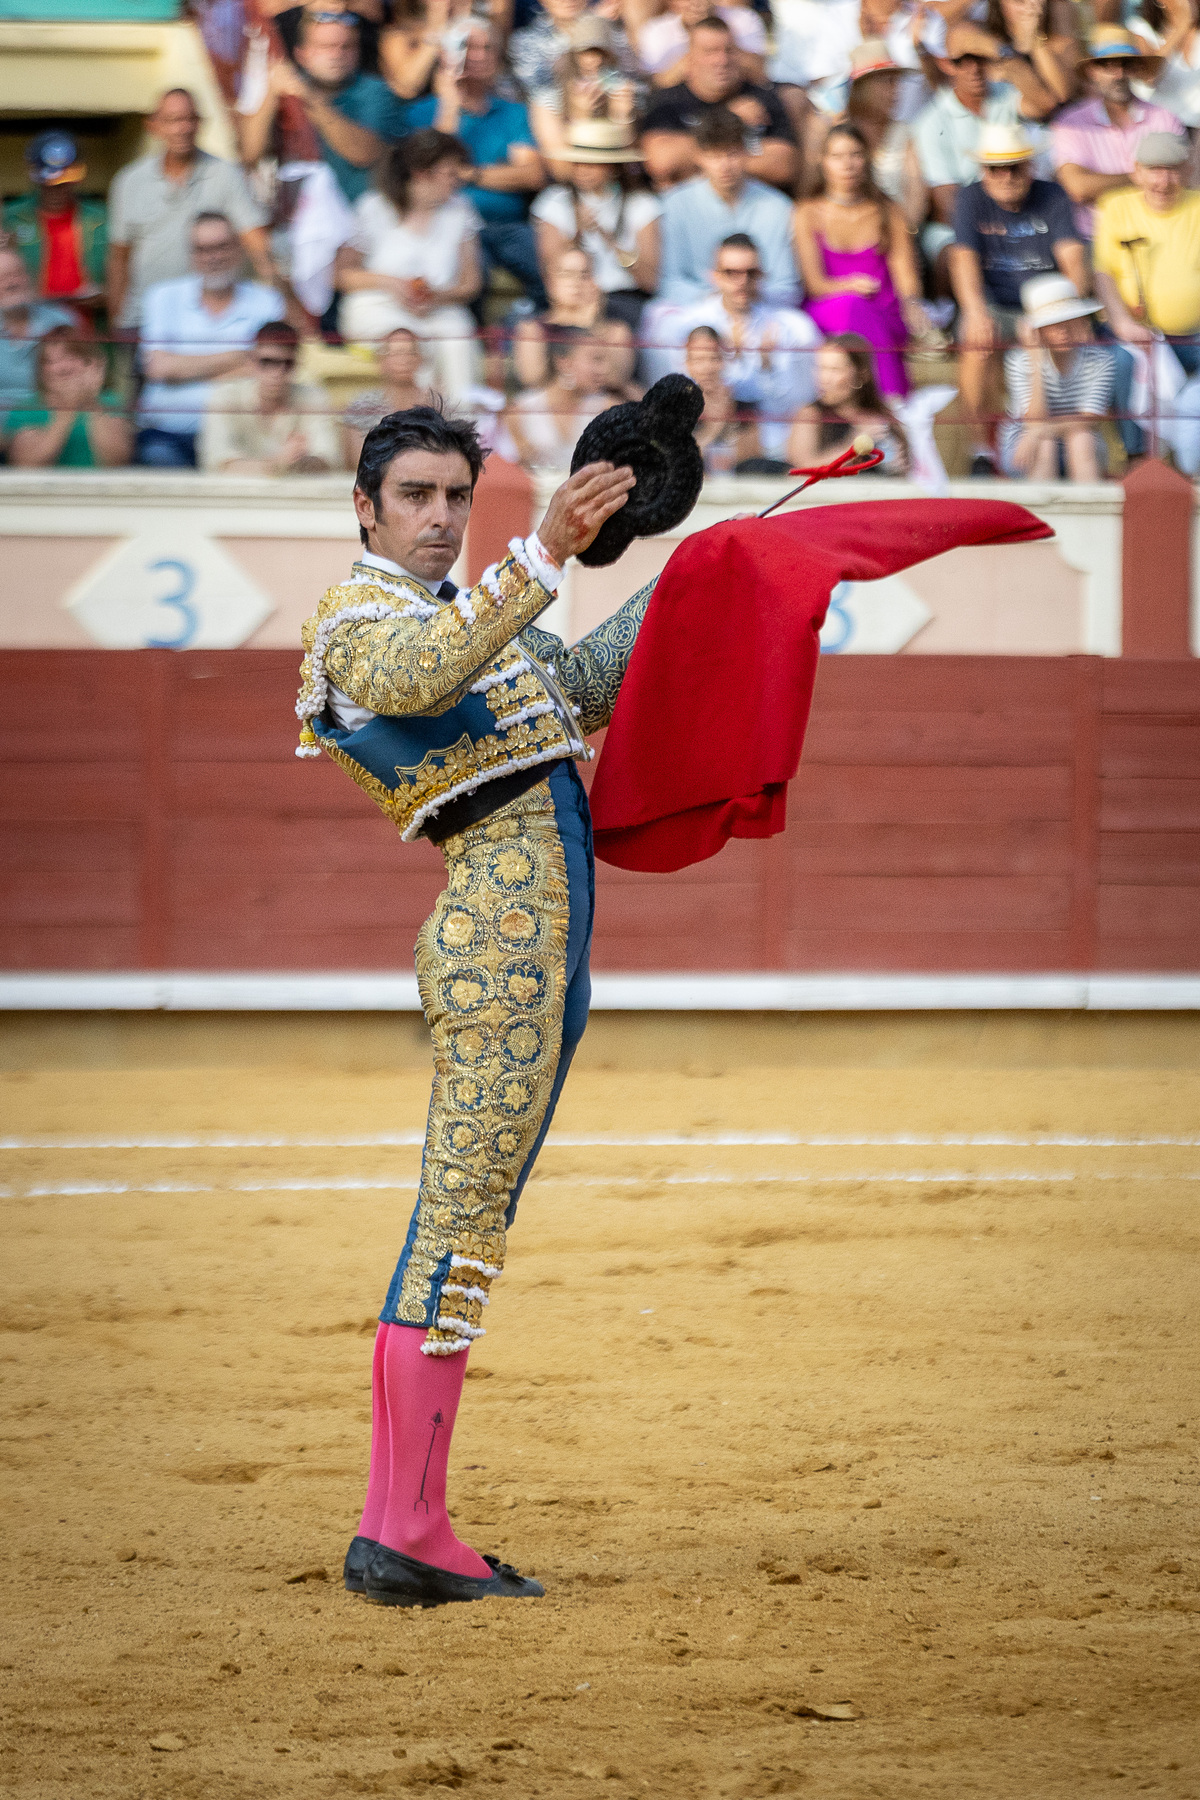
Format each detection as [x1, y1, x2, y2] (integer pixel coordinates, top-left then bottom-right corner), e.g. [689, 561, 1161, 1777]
[343, 1534, 380, 1593]
[362, 1545, 545, 1608]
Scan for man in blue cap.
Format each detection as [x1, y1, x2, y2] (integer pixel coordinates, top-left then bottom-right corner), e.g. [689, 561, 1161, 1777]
[2, 132, 107, 313]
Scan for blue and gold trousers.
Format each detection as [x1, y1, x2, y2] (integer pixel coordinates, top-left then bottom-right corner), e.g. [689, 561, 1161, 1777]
[381, 760, 593, 1353]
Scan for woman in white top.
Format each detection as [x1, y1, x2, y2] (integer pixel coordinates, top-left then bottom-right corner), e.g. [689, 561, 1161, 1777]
[530, 120, 661, 331]
[335, 128, 482, 400]
[504, 326, 611, 469]
[1132, 0, 1200, 126]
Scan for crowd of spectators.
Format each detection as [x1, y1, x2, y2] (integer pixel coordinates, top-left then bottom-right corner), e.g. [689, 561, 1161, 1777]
[4, 0, 1200, 483]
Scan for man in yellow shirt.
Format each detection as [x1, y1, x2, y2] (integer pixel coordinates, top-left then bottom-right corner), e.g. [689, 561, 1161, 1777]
[1093, 130, 1200, 455]
[1094, 132, 1200, 342]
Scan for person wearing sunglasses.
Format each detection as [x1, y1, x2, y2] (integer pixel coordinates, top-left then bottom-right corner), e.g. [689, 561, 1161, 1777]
[913, 23, 1053, 294]
[199, 320, 340, 473]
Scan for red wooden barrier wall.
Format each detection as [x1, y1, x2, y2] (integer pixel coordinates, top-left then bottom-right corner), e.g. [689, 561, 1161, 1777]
[2, 651, 1197, 973]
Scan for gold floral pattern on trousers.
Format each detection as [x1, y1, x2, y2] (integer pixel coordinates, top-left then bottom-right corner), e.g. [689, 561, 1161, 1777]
[391, 779, 571, 1354]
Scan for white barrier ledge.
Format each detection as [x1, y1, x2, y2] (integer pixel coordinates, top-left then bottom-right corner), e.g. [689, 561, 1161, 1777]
[1, 973, 1198, 1011]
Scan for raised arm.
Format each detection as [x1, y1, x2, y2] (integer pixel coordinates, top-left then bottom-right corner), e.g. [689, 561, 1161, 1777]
[522, 576, 658, 736]
[315, 463, 635, 716]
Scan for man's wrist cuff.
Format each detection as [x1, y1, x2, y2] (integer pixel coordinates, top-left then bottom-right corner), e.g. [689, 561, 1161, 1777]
[521, 531, 563, 593]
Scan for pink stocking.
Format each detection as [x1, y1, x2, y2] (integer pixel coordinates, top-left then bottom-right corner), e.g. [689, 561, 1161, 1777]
[356, 1324, 391, 1543]
[374, 1322, 489, 1578]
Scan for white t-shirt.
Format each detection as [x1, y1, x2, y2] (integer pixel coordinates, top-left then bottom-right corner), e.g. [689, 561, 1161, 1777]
[637, 4, 766, 75]
[1132, 20, 1200, 128]
[770, 0, 928, 120]
[530, 183, 662, 292]
[351, 192, 482, 289]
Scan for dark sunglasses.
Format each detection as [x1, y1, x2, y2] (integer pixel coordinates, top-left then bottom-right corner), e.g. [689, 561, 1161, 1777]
[258, 354, 297, 367]
[304, 8, 361, 23]
[719, 266, 763, 279]
[950, 53, 990, 66]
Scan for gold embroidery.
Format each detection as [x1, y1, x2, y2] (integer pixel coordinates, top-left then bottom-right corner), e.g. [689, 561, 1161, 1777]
[387, 780, 571, 1353]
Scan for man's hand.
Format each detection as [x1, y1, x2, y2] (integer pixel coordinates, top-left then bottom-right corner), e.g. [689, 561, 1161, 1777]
[1115, 316, 1155, 345]
[961, 306, 997, 350]
[536, 462, 636, 567]
[269, 59, 312, 101]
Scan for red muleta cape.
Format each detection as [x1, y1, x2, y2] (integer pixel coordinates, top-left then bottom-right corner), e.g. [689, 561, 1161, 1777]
[588, 498, 1053, 873]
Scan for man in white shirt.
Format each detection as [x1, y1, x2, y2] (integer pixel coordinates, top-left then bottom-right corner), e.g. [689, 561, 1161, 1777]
[912, 25, 1040, 282]
[638, 0, 767, 85]
[673, 232, 821, 457]
[136, 210, 285, 466]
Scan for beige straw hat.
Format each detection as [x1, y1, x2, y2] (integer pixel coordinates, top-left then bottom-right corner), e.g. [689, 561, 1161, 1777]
[558, 119, 644, 163]
[976, 122, 1034, 165]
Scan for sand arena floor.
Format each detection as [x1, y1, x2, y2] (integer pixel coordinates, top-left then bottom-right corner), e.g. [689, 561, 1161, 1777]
[1, 1012, 1198, 1799]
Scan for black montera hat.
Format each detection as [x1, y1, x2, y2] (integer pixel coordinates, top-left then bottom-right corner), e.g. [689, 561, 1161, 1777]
[570, 374, 705, 567]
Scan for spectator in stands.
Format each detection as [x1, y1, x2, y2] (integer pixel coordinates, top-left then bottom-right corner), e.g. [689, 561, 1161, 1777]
[1131, 0, 1200, 129]
[335, 129, 482, 399]
[1052, 26, 1185, 237]
[673, 232, 821, 460]
[594, 317, 642, 400]
[1093, 131, 1200, 456]
[788, 331, 910, 472]
[199, 320, 340, 473]
[1000, 273, 1113, 478]
[655, 108, 798, 305]
[844, 41, 926, 232]
[528, 14, 639, 158]
[510, 0, 641, 113]
[0, 246, 77, 404]
[378, 0, 479, 102]
[913, 23, 1049, 293]
[240, 11, 415, 208]
[769, 0, 927, 153]
[683, 322, 762, 470]
[504, 325, 611, 467]
[637, 0, 767, 87]
[950, 122, 1088, 473]
[341, 324, 440, 463]
[530, 119, 662, 330]
[136, 210, 287, 467]
[108, 88, 292, 332]
[1094, 132, 1200, 367]
[2, 133, 106, 315]
[795, 122, 929, 397]
[3, 325, 132, 468]
[977, 0, 1078, 111]
[514, 243, 606, 386]
[639, 14, 799, 192]
[430, 20, 548, 311]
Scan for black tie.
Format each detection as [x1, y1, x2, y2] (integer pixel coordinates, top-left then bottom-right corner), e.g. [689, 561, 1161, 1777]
[437, 581, 459, 602]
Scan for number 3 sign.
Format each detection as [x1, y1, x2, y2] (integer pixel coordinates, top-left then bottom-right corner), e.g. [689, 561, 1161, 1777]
[66, 531, 273, 650]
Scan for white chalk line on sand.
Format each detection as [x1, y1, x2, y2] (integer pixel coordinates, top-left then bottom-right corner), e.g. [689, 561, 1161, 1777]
[7, 1169, 1200, 1199]
[3, 1132, 1200, 1152]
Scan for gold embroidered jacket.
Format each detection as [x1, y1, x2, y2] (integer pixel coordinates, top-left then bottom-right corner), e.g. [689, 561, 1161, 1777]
[295, 538, 654, 842]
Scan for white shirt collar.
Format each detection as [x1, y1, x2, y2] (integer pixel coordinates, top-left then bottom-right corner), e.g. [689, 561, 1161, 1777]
[360, 549, 452, 594]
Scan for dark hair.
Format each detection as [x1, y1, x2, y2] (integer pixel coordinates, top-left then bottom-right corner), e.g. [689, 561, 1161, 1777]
[377, 128, 470, 215]
[690, 12, 732, 33]
[694, 106, 747, 152]
[36, 322, 106, 389]
[545, 323, 594, 376]
[155, 86, 199, 115]
[820, 331, 909, 459]
[255, 320, 300, 348]
[354, 405, 485, 546]
[685, 324, 723, 347]
[984, 0, 1052, 42]
[810, 122, 891, 247]
[717, 231, 758, 258]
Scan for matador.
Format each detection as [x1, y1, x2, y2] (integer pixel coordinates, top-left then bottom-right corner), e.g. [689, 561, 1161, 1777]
[295, 408, 652, 1609]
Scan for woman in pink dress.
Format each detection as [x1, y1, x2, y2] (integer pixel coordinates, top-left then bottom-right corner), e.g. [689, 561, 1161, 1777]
[794, 122, 931, 398]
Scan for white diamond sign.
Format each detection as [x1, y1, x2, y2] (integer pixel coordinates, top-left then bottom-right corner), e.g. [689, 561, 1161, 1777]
[819, 572, 932, 655]
[66, 531, 274, 649]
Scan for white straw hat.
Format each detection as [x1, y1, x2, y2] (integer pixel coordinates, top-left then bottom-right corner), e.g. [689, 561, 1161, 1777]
[1020, 273, 1103, 328]
[976, 122, 1034, 165]
[558, 119, 644, 163]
